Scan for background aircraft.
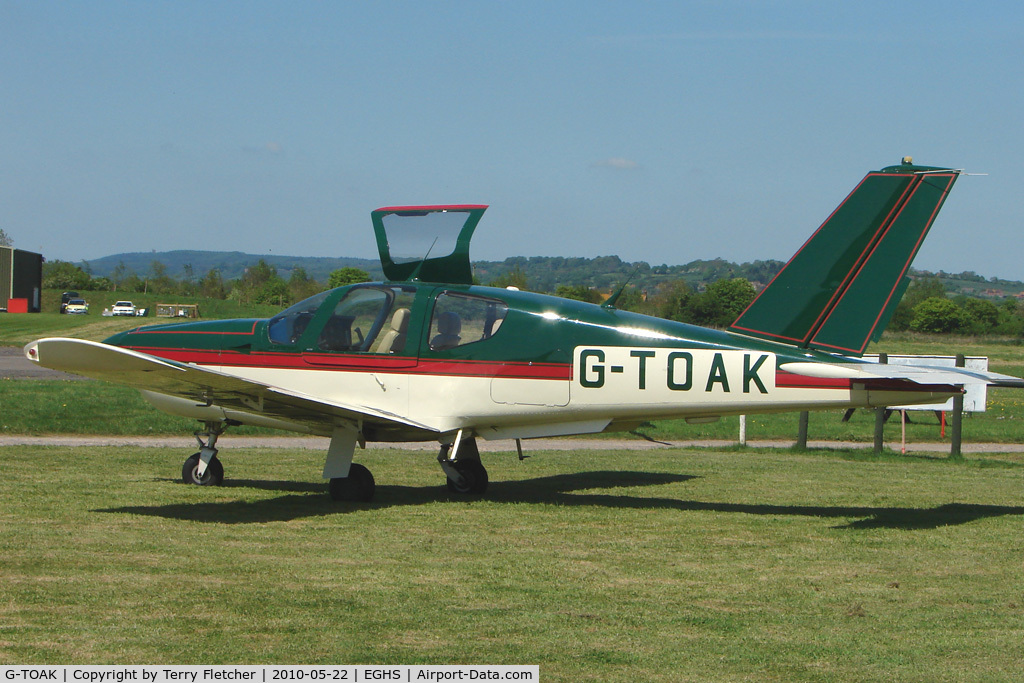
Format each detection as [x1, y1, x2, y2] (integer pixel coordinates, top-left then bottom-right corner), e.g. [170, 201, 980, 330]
[25, 159, 1024, 502]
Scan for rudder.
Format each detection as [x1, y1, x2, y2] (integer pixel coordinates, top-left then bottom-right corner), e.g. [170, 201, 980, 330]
[729, 160, 959, 355]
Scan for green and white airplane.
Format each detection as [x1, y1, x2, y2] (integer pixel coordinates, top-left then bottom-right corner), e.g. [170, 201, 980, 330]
[25, 159, 1024, 502]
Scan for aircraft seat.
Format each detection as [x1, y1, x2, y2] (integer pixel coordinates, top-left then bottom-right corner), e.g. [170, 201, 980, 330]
[376, 308, 411, 354]
[317, 315, 353, 352]
[430, 311, 462, 350]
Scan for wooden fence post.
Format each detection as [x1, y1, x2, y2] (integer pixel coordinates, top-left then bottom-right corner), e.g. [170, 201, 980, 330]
[874, 352, 888, 454]
[796, 411, 809, 449]
[950, 353, 965, 461]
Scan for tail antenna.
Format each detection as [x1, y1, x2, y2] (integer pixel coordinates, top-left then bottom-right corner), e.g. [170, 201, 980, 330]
[602, 265, 642, 309]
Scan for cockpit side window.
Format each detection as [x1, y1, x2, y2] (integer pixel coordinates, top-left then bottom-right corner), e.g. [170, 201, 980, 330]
[428, 292, 508, 351]
[316, 287, 416, 354]
[315, 288, 390, 352]
[268, 286, 417, 354]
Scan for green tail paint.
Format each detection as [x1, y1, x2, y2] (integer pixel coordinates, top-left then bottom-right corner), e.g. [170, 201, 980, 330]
[729, 160, 959, 356]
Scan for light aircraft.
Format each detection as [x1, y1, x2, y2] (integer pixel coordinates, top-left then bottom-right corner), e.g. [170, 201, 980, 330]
[25, 159, 1024, 502]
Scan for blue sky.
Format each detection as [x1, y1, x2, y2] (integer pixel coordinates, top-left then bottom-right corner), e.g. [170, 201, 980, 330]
[2, 1, 1022, 279]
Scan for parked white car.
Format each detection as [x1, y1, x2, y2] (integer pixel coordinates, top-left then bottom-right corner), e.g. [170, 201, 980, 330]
[112, 301, 137, 316]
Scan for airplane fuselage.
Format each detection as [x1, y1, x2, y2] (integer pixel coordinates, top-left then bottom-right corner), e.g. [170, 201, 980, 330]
[106, 282, 957, 443]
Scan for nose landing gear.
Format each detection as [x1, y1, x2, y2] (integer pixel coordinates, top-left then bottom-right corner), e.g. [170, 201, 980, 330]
[181, 422, 226, 486]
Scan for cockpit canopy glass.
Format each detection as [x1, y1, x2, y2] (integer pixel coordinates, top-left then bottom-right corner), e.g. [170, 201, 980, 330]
[371, 205, 487, 285]
[428, 292, 508, 351]
[382, 210, 470, 264]
[267, 285, 416, 355]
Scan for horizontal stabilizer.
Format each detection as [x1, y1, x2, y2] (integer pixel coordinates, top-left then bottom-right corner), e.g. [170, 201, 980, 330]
[730, 161, 959, 355]
[780, 361, 1024, 388]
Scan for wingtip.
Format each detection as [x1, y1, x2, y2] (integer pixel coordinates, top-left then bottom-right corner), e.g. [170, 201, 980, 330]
[23, 340, 39, 363]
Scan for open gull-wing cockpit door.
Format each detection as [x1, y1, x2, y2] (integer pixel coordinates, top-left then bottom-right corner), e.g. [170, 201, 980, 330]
[372, 205, 488, 285]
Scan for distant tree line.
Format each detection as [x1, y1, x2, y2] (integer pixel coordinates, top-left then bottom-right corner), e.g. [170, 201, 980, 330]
[41, 259, 372, 307]
[41, 257, 1024, 336]
[551, 277, 757, 328]
[474, 254, 785, 293]
[887, 276, 1024, 336]
[493, 269, 1024, 336]
[487, 266, 757, 327]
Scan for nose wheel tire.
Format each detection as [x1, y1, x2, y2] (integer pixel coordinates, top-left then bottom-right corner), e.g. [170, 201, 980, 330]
[182, 452, 225, 486]
[329, 463, 376, 502]
[446, 458, 488, 495]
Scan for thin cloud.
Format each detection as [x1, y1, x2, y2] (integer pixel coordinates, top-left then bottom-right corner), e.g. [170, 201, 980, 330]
[242, 142, 285, 156]
[588, 30, 895, 47]
[592, 157, 639, 170]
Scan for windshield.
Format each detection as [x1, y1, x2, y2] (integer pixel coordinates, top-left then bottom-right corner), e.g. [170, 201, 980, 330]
[267, 290, 332, 345]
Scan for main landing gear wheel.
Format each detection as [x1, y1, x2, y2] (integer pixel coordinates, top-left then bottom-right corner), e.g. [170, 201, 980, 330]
[446, 458, 488, 495]
[182, 452, 224, 486]
[329, 463, 376, 502]
[438, 436, 489, 495]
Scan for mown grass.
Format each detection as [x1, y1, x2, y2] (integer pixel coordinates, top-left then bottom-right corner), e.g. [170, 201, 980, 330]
[0, 380, 274, 435]
[2, 445, 1023, 680]
[0, 313, 145, 345]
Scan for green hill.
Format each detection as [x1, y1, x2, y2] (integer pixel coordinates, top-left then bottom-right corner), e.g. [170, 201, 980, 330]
[83, 249, 788, 293]
[80, 250, 1024, 299]
[84, 250, 384, 282]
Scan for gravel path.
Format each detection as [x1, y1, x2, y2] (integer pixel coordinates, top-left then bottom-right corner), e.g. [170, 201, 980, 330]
[0, 345, 87, 380]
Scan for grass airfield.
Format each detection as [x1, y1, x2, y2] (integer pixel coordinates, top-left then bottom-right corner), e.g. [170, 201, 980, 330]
[5, 316, 1024, 679]
[3, 444, 1024, 681]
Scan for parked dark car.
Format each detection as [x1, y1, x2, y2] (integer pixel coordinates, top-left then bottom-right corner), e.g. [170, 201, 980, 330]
[60, 291, 80, 314]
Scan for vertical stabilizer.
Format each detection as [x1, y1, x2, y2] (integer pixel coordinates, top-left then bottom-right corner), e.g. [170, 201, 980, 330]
[729, 160, 959, 355]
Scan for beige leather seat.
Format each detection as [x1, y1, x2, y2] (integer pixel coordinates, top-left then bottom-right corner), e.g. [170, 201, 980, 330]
[376, 308, 410, 354]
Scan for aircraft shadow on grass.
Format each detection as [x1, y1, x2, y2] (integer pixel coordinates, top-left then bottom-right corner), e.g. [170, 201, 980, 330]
[97, 470, 1024, 531]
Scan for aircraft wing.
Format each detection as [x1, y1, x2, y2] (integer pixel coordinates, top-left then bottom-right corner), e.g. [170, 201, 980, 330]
[780, 360, 1024, 388]
[23, 338, 438, 435]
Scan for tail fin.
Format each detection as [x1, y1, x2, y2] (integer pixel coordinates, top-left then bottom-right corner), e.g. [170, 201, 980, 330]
[729, 160, 959, 356]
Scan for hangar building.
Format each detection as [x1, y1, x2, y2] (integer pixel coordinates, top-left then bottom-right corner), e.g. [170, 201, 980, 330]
[1, 246, 43, 313]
